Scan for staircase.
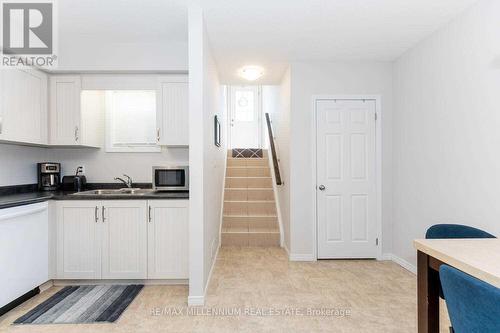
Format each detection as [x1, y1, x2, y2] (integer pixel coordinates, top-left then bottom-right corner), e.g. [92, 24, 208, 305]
[221, 149, 280, 247]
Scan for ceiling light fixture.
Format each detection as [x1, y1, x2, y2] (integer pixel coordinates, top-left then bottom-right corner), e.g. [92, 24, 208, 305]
[239, 66, 264, 81]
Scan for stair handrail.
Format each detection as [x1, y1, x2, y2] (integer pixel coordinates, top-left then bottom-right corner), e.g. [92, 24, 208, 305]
[265, 113, 283, 186]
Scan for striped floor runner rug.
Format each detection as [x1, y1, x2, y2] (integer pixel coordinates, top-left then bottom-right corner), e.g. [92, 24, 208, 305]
[14, 285, 143, 324]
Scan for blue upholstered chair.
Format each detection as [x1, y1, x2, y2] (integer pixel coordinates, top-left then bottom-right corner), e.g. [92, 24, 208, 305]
[426, 224, 496, 299]
[440, 265, 500, 333]
[426, 224, 496, 240]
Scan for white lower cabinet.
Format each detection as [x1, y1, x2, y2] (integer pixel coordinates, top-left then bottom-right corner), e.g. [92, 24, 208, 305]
[55, 199, 188, 280]
[101, 201, 147, 279]
[56, 201, 101, 279]
[147, 200, 189, 279]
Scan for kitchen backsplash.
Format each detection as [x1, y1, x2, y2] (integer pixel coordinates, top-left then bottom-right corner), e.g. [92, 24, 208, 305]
[0, 144, 48, 186]
[0, 143, 188, 186]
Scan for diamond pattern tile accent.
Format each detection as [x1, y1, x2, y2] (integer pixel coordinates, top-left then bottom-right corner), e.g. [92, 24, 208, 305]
[232, 148, 263, 158]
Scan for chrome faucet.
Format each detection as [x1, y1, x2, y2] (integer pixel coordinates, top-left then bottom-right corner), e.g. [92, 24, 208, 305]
[114, 174, 133, 188]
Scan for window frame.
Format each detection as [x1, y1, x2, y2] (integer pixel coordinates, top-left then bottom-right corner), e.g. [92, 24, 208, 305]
[104, 89, 160, 153]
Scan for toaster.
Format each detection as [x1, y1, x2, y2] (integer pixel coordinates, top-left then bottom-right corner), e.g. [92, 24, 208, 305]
[62, 175, 87, 192]
[62, 167, 87, 192]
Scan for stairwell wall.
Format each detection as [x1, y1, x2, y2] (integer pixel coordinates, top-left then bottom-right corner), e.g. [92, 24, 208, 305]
[266, 68, 292, 252]
[188, 4, 225, 305]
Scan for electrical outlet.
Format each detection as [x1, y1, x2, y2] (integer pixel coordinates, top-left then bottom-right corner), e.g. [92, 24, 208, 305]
[79, 166, 85, 174]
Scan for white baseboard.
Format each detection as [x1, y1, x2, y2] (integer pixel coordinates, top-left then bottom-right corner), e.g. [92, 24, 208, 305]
[187, 243, 220, 307]
[283, 244, 290, 257]
[53, 279, 188, 286]
[204, 243, 220, 295]
[289, 253, 316, 261]
[380, 253, 393, 261]
[387, 254, 416, 274]
[39, 280, 54, 292]
[284, 250, 417, 274]
[188, 295, 205, 307]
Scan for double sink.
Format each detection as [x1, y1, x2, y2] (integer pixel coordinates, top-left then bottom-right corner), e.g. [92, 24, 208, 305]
[71, 188, 155, 196]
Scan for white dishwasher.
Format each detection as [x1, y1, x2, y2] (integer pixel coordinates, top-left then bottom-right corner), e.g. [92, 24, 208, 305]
[0, 202, 49, 308]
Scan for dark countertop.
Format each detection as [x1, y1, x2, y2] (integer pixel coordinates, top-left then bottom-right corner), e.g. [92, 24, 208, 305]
[52, 191, 190, 201]
[0, 184, 189, 210]
[0, 192, 55, 209]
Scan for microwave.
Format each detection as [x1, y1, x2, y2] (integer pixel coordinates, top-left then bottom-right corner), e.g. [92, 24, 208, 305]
[152, 166, 189, 191]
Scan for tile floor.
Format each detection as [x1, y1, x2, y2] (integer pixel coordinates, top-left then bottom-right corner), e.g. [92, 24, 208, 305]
[0, 247, 451, 332]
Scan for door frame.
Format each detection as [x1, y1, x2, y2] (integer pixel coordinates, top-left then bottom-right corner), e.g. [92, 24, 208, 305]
[311, 95, 383, 260]
[227, 85, 262, 149]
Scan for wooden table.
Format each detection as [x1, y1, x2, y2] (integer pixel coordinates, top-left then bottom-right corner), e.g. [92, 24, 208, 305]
[414, 239, 500, 333]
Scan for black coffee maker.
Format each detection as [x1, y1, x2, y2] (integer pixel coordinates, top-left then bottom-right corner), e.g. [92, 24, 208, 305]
[37, 163, 61, 191]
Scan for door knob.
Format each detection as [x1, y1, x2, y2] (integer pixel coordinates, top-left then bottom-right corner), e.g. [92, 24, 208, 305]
[318, 185, 326, 191]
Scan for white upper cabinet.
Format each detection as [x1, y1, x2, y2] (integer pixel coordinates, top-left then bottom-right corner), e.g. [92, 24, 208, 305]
[49, 75, 82, 145]
[49, 75, 101, 147]
[0, 68, 48, 145]
[1, 73, 188, 148]
[156, 75, 189, 146]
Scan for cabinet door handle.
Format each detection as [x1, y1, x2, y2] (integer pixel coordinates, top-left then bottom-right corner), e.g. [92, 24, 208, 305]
[74, 126, 79, 142]
[95, 206, 99, 223]
[102, 206, 106, 222]
[148, 206, 152, 223]
[156, 128, 160, 142]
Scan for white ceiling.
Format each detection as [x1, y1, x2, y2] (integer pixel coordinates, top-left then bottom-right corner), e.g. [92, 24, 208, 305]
[56, 0, 479, 82]
[200, 0, 479, 83]
[59, 0, 187, 43]
[55, 0, 188, 71]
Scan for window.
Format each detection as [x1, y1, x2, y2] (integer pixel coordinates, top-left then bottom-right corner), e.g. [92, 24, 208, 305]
[234, 90, 255, 122]
[104, 90, 159, 153]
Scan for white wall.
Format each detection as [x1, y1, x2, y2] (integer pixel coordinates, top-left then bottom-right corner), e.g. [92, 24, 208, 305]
[202, 36, 225, 297]
[0, 144, 188, 187]
[261, 85, 277, 149]
[392, 0, 500, 266]
[289, 61, 394, 259]
[188, 5, 225, 305]
[56, 37, 188, 72]
[48, 148, 188, 183]
[0, 145, 48, 186]
[263, 72, 292, 251]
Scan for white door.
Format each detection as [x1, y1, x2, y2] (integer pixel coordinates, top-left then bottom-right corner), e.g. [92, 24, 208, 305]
[229, 86, 261, 148]
[147, 200, 189, 279]
[316, 99, 378, 259]
[101, 201, 147, 279]
[56, 201, 101, 279]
